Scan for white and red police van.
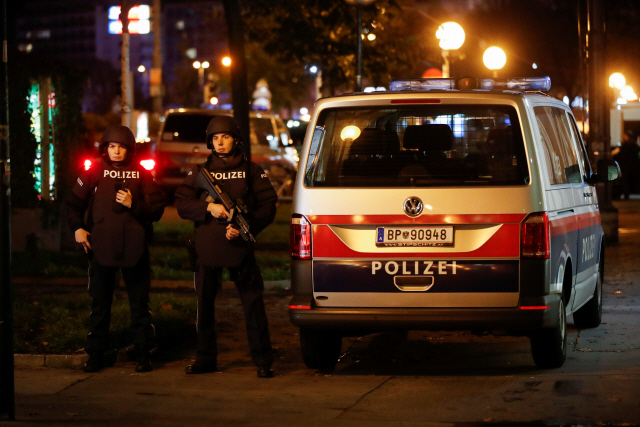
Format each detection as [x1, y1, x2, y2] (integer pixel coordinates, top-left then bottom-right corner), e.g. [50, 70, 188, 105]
[288, 77, 620, 370]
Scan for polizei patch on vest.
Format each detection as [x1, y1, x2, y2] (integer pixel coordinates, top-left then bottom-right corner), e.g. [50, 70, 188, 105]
[209, 171, 246, 180]
[103, 170, 140, 179]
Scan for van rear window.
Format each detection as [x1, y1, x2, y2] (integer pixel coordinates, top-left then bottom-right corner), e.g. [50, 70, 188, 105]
[161, 114, 276, 147]
[304, 105, 529, 187]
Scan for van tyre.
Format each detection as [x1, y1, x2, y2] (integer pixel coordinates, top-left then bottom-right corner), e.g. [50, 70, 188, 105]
[530, 298, 567, 369]
[300, 328, 342, 370]
[573, 260, 603, 329]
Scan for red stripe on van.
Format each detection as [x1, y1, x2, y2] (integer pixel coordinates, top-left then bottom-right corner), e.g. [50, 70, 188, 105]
[307, 214, 527, 225]
[549, 211, 601, 237]
[312, 223, 520, 258]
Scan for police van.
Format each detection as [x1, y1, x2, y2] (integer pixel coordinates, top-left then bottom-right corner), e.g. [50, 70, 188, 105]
[288, 77, 620, 370]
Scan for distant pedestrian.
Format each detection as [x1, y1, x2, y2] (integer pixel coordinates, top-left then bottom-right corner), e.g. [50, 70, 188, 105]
[175, 115, 278, 378]
[66, 125, 167, 373]
[613, 130, 640, 200]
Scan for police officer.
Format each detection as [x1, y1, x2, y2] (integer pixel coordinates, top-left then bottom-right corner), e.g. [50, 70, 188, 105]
[176, 116, 277, 378]
[66, 125, 166, 373]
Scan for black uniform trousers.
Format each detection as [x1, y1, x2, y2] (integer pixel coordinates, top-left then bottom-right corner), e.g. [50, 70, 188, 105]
[195, 254, 273, 369]
[87, 249, 155, 354]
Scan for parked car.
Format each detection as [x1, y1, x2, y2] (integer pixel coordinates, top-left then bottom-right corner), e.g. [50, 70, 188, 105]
[154, 109, 298, 200]
[289, 76, 620, 370]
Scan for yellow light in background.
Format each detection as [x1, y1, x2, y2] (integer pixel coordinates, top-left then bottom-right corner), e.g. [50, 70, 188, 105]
[609, 73, 626, 89]
[435, 22, 465, 50]
[137, 65, 146, 73]
[222, 57, 231, 67]
[340, 125, 361, 141]
[621, 85, 637, 101]
[483, 47, 507, 71]
[209, 96, 219, 105]
[202, 61, 210, 69]
[367, 33, 376, 41]
[193, 61, 201, 69]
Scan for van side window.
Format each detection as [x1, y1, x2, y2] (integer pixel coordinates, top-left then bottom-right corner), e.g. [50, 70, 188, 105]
[534, 106, 582, 184]
[566, 113, 593, 179]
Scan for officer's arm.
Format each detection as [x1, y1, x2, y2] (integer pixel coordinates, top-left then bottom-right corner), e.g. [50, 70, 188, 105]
[65, 170, 95, 233]
[175, 167, 210, 223]
[247, 164, 278, 236]
[131, 171, 167, 222]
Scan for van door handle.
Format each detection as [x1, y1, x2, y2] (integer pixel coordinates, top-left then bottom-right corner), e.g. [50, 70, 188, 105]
[583, 192, 593, 197]
[558, 209, 574, 215]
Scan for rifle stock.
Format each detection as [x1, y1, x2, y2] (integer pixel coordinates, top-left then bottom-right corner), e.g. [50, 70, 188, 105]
[195, 168, 256, 243]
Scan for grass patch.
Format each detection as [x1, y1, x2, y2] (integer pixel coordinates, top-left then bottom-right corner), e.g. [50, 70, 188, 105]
[14, 293, 197, 354]
[12, 204, 291, 281]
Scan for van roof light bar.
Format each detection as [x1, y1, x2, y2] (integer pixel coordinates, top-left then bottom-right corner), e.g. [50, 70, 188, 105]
[390, 76, 551, 92]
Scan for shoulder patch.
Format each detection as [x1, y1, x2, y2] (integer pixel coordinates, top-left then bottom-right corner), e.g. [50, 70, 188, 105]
[77, 178, 83, 187]
[188, 171, 193, 175]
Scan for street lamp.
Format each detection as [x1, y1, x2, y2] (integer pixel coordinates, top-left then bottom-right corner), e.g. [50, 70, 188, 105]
[609, 73, 627, 106]
[345, 0, 375, 92]
[483, 46, 506, 78]
[222, 56, 231, 67]
[193, 60, 209, 86]
[435, 22, 465, 78]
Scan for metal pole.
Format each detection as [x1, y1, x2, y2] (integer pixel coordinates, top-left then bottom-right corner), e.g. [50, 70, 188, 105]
[120, 0, 132, 128]
[151, 0, 163, 115]
[356, 6, 363, 92]
[0, 0, 15, 419]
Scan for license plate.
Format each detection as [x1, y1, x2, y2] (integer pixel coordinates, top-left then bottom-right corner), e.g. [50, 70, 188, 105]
[376, 226, 454, 247]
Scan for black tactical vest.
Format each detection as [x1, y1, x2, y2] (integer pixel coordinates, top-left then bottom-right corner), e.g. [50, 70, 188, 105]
[90, 161, 147, 267]
[194, 155, 254, 268]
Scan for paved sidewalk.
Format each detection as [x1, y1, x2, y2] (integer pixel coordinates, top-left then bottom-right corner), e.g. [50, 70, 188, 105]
[4, 201, 640, 427]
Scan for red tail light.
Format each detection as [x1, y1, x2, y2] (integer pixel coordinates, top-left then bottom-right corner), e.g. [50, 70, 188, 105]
[521, 212, 549, 258]
[140, 159, 155, 171]
[290, 214, 311, 260]
[84, 159, 92, 170]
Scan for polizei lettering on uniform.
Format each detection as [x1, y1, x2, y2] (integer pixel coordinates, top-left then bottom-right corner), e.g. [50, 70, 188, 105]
[103, 170, 140, 179]
[371, 260, 457, 275]
[209, 171, 246, 180]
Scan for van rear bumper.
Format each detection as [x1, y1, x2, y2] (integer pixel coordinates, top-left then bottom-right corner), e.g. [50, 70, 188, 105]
[289, 294, 561, 332]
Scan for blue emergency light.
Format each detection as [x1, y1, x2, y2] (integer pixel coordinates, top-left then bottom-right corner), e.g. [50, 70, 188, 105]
[389, 76, 551, 92]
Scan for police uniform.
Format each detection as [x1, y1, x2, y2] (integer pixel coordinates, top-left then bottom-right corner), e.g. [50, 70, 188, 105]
[175, 116, 277, 377]
[66, 126, 166, 372]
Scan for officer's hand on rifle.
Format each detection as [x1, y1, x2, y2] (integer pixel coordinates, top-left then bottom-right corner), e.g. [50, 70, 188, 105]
[226, 224, 240, 240]
[207, 202, 229, 220]
[75, 228, 92, 253]
[116, 189, 132, 208]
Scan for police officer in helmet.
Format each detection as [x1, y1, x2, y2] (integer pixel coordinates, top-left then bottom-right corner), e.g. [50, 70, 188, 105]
[66, 125, 166, 373]
[176, 115, 277, 378]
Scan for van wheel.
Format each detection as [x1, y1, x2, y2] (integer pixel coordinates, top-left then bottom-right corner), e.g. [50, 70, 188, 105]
[530, 298, 567, 369]
[573, 260, 603, 329]
[299, 329, 342, 370]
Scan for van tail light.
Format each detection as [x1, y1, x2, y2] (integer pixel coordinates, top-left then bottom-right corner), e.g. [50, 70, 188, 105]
[140, 159, 155, 171]
[290, 214, 311, 260]
[521, 212, 549, 259]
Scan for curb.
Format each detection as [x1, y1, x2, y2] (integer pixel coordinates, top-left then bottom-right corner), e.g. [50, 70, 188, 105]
[14, 278, 291, 291]
[14, 353, 87, 370]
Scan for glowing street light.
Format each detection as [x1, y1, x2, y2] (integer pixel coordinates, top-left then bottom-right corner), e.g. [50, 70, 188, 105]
[609, 72, 626, 90]
[483, 46, 507, 77]
[621, 85, 637, 101]
[435, 22, 465, 78]
[222, 56, 231, 67]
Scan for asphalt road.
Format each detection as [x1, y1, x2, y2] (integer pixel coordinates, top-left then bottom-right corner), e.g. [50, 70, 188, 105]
[4, 201, 640, 427]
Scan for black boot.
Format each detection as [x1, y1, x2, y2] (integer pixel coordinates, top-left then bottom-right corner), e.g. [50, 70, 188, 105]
[135, 346, 153, 373]
[84, 352, 105, 373]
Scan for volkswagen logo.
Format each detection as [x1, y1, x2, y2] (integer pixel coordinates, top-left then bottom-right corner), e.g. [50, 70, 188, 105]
[403, 197, 423, 217]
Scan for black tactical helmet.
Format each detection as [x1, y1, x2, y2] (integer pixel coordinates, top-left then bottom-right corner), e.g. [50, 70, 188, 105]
[100, 125, 136, 157]
[206, 115, 242, 149]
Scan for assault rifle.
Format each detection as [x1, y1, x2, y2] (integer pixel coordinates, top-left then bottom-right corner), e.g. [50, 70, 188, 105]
[194, 167, 256, 243]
